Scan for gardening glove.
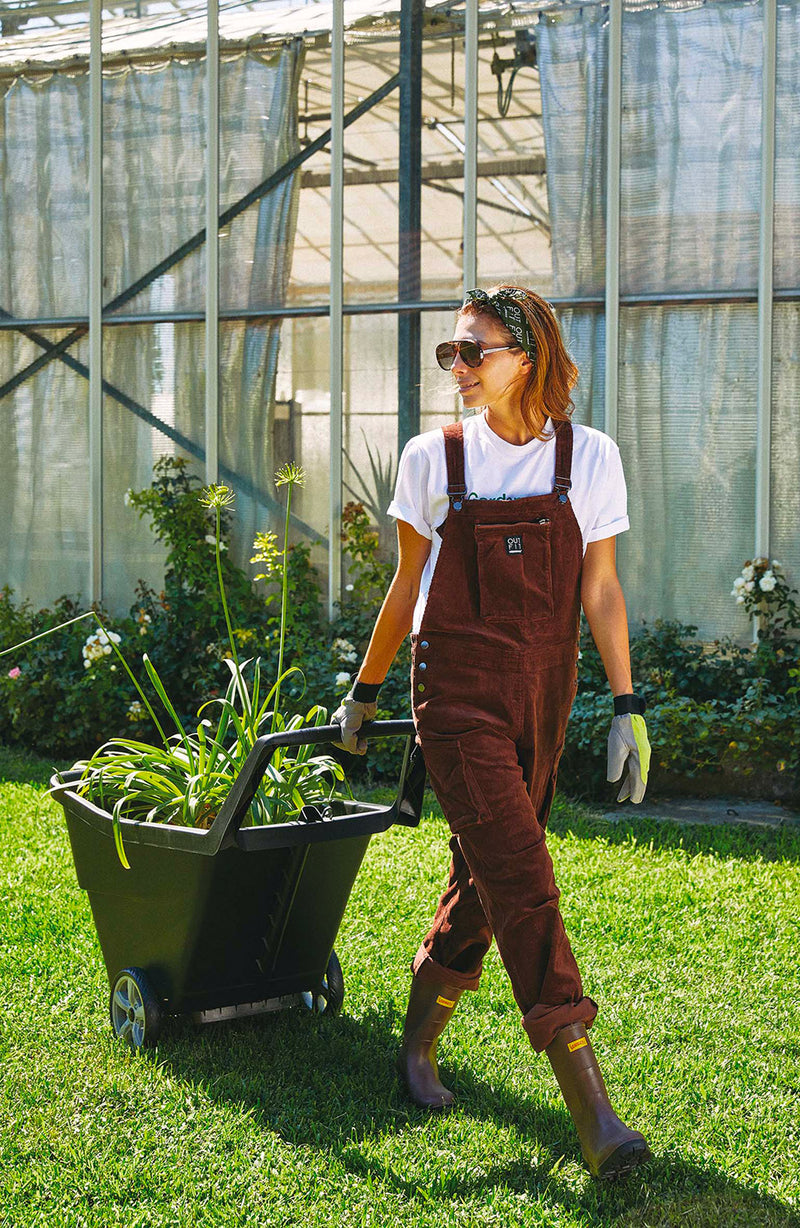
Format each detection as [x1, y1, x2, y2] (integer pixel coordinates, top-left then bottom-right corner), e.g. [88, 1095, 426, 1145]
[607, 695, 651, 804]
[332, 680, 380, 756]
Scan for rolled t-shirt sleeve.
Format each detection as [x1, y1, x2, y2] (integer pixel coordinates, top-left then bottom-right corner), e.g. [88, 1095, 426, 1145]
[387, 438, 433, 540]
[585, 440, 630, 543]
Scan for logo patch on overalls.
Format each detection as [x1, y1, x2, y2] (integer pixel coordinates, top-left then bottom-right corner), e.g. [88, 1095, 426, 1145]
[505, 535, 523, 555]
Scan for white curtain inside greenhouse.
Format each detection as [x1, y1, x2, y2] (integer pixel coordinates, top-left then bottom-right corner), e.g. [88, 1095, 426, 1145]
[537, 0, 800, 640]
[0, 40, 304, 611]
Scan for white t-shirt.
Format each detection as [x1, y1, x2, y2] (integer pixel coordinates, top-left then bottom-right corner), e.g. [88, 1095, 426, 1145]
[387, 411, 630, 634]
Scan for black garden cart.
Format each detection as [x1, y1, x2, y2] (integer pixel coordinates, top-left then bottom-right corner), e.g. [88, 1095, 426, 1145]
[51, 720, 423, 1050]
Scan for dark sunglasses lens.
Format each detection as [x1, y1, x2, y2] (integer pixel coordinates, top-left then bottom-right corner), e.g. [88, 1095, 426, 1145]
[435, 342, 457, 370]
[460, 341, 483, 368]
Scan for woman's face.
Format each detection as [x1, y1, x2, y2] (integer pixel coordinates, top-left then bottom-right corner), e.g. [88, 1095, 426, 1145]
[450, 312, 531, 413]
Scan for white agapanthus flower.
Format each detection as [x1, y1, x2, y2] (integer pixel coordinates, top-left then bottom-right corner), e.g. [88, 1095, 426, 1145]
[335, 671, 351, 688]
[82, 628, 122, 666]
[759, 571, 777, 592]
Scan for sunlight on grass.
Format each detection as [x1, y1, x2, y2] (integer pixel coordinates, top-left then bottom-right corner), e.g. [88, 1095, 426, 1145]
[1, 747, 798, 1227]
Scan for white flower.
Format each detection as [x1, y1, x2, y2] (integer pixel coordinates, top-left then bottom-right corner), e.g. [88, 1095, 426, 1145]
[771, 559, 782, 571]
[345, 584, 354, 592]
[344, 651, 358, 664]
[732, 576, 746, 592]
[744, 580, 755, 592]
[205, 534, 217, 547]
[110, 665, 117, 672]
[742, 564, 755, 581]
[335, 671, 351, 688]
[124, 489, 133, 507]
[759, 572, 777, 592]
[108, 631, 121, 644]
[83, 659, 91, 668]
[736, 595, 745, 605]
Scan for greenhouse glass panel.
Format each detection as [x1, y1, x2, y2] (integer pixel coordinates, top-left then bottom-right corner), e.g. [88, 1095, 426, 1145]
[0, 13, 91, 320]
[101, 321, 205, 613]
[219, 42, 305, 313]
[774, 0, 800, 290]
[616, 304, 758, 642]
[618, 2, 762, 297]
[0, 329, 90, 608]
[474, 20, 551, 296]
[770, 305, 800, 592]
[102, 15, 208, 317]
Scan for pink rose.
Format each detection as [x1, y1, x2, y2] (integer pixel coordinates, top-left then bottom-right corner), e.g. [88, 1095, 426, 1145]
[7, 667, 21, 679]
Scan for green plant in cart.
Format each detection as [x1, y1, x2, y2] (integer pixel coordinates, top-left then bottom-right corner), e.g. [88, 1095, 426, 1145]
[4, 475, 347, 867]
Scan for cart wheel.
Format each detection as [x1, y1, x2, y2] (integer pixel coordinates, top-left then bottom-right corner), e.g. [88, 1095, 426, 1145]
[109, 967, 162, 1050]
[301, 950, 345, 1016]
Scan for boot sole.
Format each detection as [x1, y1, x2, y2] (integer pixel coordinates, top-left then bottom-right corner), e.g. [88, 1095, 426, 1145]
[595, 1139, 653, 1180]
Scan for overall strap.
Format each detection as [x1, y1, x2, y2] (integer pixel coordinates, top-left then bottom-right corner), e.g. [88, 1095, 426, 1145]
[442, 422, 467, 510]
[553, 421, 573, 503]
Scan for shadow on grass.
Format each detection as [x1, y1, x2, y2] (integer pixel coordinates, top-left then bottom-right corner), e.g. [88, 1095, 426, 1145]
[0, 742, 71, 788]
[153, 1006, 798, 1228]
[549, 795, 800, 865]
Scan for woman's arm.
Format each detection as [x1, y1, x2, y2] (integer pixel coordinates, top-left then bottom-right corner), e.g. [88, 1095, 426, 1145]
[580, 536, 633, 697]
[355, 519, 432, 685]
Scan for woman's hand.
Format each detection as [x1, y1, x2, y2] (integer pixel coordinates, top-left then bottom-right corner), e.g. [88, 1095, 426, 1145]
[332, 520, 431, 754]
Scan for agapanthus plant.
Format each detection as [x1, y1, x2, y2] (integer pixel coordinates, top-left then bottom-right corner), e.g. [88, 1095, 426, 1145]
[1, 468, 347, 868]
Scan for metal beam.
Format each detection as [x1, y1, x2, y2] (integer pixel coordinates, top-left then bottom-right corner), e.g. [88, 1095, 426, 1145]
[755, 0, 776, 564]
[328, 0, 344, 619]
[89, 0, 102, 603]
[205, 0, 219, 486]
[462, 0, 478, 292]
[604, 0, 622, 439]
[300, 153, 547, 189]
[397, 0, 424, 454]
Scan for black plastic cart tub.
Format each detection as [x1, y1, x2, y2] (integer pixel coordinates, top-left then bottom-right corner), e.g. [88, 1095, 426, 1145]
[51, 720, 424, 1048]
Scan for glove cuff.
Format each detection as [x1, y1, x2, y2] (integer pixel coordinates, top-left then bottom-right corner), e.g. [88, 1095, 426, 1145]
[352, 679, 381, 703]
[613, 693, 647, 716]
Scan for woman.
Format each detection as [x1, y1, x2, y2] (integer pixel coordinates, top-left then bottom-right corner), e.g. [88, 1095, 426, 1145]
[333, 285, 652, 1180]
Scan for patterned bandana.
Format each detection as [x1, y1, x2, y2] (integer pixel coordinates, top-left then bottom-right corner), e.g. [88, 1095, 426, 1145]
[464, 288, 537, 362]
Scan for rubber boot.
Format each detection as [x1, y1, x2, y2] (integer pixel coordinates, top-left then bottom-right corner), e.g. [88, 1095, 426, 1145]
[546, 1023, 652, 1178]
[398, 977, 462, 1110]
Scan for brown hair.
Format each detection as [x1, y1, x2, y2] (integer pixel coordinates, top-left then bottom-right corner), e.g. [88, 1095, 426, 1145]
[459, 283, 578, 440]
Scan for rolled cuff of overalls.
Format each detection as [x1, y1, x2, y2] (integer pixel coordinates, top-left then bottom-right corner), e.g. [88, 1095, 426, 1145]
[411, 944, 483, 993]
[522, 996, 599, 1052]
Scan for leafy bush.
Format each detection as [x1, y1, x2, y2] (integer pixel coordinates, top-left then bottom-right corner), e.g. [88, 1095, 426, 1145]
[563, 605, 800, 801]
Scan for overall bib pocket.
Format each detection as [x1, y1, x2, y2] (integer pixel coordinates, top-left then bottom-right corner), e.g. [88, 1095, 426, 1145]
[475, 520, 554, 623]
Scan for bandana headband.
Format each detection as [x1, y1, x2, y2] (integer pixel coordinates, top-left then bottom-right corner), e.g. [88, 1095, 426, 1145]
[463, 288, 537, 362]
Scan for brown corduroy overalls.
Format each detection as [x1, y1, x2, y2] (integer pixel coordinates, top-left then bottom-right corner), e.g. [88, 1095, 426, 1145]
[410, 419, 598, 1052]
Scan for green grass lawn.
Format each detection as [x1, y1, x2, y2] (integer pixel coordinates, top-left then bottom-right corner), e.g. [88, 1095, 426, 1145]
[1, 743, 798, 1228]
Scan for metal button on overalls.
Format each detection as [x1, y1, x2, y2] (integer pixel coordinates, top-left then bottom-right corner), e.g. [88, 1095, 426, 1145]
[410, 420, 597, 1052]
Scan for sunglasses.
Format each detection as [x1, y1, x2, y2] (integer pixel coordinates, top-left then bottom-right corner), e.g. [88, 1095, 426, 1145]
[435, 340, 519, 371]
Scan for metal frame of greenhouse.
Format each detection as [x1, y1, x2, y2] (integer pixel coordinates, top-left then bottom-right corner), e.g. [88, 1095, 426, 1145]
[0, 0, 795, 636]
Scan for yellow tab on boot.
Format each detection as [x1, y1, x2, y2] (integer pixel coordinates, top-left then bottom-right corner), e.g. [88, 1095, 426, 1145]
[436, 995, 456, 1008]
[567, 1037, 588, 1052]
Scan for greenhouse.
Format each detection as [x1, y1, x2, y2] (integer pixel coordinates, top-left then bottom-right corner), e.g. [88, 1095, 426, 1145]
[1, 0, 798, 640]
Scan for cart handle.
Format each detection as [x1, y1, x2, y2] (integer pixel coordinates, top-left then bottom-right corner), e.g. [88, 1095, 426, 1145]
[210, 719, 416, 847]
